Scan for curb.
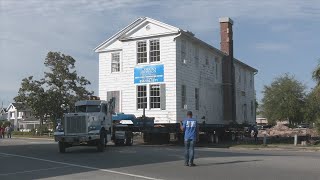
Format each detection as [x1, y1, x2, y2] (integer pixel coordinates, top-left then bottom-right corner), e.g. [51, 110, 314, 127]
[12, 137, 54, 141]
[229, 146, 320, 152]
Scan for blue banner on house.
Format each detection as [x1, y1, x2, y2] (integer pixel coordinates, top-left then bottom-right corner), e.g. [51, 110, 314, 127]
[134, 64, 164, 84]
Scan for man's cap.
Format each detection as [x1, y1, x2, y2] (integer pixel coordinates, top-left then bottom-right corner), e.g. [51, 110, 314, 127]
[187, 111, 192, 116]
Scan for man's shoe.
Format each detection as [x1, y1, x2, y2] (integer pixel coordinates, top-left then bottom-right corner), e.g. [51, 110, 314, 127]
[184, 163, 189, 166]
[189, 163, 196, 167]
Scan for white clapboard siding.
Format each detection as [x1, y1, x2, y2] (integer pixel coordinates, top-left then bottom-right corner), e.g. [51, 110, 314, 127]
[97, 17, 256, 125]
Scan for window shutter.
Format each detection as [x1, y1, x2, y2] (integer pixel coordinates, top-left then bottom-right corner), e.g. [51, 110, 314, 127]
[160, 84, 166, 110]
[107, 91, 120, 113]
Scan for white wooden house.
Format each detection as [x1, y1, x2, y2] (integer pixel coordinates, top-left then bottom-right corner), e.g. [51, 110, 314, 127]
[7, 103, 40, 131]
[95, 17, 257, 127]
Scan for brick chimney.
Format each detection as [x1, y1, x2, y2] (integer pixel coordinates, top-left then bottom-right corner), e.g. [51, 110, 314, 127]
[219, 17, 236, 122]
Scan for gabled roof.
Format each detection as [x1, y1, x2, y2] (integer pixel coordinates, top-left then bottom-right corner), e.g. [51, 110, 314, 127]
[0, 107, 7, 113]
[94, 17, 180, 53]
[95, 17, 257, 73]
[7, 102, 30, 111]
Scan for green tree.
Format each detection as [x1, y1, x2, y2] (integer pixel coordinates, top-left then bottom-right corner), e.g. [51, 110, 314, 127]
[15, 52, 93, 126]
[312, 60, 320, 86]
[261, 74, 306, 125]
[303, 87, 320, 123]
[311, 60, 320, 132]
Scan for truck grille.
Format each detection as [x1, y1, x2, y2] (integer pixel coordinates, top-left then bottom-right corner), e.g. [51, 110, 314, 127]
[65, 116, 87, 134]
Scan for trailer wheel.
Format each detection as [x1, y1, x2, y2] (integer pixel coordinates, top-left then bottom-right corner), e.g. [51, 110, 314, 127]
[58, 141, 66, 153]
[97, 131, 106, 152]
[208, 133, 215, 143]
[125, 133, 133, 146]
[143, 133, 152, 143]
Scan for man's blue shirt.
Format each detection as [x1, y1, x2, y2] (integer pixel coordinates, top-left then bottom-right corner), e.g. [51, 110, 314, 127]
[183, 118, 197, 140]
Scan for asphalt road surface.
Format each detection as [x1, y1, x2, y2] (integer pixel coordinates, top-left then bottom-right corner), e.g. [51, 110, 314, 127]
[0, 138, 319, 180]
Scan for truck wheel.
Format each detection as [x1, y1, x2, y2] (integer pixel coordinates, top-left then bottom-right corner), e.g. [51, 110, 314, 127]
[163, 133, 170, 144]
[115, 139, 124, 146]
[143, 133, 151, 143]
[58, 141, 66, 153]
[125, 135, 133, 146]
[97, 132, 106, 152]
[208, 133, 215, 143]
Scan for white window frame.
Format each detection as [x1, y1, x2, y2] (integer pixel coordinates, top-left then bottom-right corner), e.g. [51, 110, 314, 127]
[195, 88, 199, 110]
[149, 84, 161, 109]
[137, 41, 148, 64]
[194, 45, 199, 66]
[215, 62, 218, 80]
[205, 53, 209, 65]
[250, 73, 253, 88]
[137, 85, 147, 109]
[149, 39, 160, 63]
[111, 52, 120, 72]
[181, 85, 187, 109]
[251, 100, 254, 117]
[137, 39, 161, 64]
[244, 71, 247, 89]
[181, 40, 186, 64]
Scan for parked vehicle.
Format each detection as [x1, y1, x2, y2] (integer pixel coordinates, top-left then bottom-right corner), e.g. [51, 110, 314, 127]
[297, 123, 310, 128]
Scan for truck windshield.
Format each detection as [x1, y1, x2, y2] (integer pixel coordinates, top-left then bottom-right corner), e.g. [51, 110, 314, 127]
[76, 105, 101, 113]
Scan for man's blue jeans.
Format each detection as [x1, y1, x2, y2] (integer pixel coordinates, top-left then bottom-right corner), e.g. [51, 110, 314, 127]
[184, 139, 195, 164]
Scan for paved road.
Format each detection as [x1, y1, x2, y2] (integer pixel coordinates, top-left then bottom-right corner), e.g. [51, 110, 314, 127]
[0, 138, 319, 180]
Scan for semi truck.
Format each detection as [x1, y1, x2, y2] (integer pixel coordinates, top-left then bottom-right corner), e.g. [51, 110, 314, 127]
[53, 97, 154, 153]
[54, 96, 251, 153]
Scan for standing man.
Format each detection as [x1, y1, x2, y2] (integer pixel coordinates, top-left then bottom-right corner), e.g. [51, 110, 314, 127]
[6, 125, 12, 138]
[180, 111, 198, 167]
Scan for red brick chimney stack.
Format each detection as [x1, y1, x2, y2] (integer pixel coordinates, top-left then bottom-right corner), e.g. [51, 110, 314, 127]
[219, 17, 233, 56]
[219, 17, 236, 122]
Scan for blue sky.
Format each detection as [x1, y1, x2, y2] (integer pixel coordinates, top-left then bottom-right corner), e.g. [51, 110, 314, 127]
[1, 0, 320, 107]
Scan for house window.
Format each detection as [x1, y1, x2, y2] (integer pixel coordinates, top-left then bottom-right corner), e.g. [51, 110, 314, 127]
[195, 88, 199, 110]
[181, 40, 186, 63]
[194, 45, 199, 66]
[244, 72, 247, 87]
[251, 100, 254, 116]
[150, 84, 160, 108]
[10, 112, 14, 118]
[181, 85, 186, 109]
[149, 40, 160, 62]
[111, 52, 120, 72]
[215, 62, 218, 79]
[250, 73, 253, 88]
[137, 41, 147, 63]
[137, 85, 147, 109]
[205, 54, 209, 65]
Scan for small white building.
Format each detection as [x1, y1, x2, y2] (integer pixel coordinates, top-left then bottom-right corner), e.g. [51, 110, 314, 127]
[95, 17, 257, 128]
[6, 103, 40, 131]
[0, 107, 8, 120]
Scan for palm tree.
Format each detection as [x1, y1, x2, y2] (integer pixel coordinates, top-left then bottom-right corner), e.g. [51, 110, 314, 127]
[312, 60, 320, 85]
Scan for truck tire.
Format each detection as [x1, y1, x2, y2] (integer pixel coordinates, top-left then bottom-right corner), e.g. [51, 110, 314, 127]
[58, 141, 66, 153]
[97, 132, 106, 152]
[115, 139, 125, 146]
[208, 133, 215, 143]
[143, 133, 152, 143]
[125, 135, 133, 146]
